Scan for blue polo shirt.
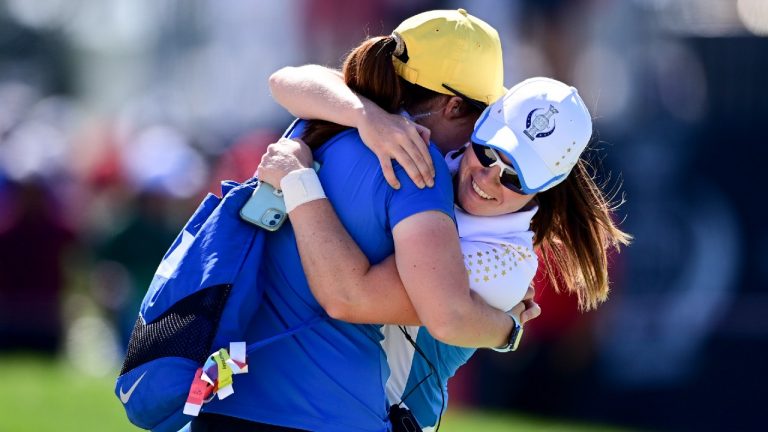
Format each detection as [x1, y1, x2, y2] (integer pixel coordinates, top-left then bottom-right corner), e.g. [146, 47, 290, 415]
[204, 124, 455, 431]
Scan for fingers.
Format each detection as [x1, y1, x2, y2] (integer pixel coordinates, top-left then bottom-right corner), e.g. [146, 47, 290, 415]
[518, 285, 540, 325]
[507, 302, 525, 320]
[386, 120, 433, 189]
[379, 156, 400, 190]
[405, 125, 435, 187]
[414, 123, 431, 148]
[267, 138, 314, 168]
[393, 146, 428, 189]
[412, 124, 434, 180]
[257, 138, 314, 188]
[519, 299, 541, 325]
[275, 137, 296, 148]
[506, 283, 540, 326]
[522, 284, 535, 301]
[358, 112, 435, 190]
[254, 145, 275, 178]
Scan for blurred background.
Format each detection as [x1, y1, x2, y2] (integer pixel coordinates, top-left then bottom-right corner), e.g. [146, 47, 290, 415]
[0, 0, 766, 431]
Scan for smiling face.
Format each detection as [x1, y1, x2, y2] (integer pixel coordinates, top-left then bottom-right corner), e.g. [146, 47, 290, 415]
[455, 144, 536, 216]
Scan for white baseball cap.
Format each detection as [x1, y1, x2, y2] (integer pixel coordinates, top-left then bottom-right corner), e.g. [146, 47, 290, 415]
[471, 77, 593, 194]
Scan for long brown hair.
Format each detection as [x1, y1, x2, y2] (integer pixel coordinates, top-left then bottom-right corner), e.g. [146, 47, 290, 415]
[532, 133, 632, 311]
[302, 36, 443, 148]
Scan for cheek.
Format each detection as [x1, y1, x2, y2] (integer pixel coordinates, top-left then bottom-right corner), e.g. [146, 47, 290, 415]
[456, 176, 472, 208]
[456, 157, 474, 189]
[456, 175, 485, 214]
[499, 191, 532, 213]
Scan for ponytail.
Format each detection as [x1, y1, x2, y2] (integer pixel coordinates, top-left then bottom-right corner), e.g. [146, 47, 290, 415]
[302, 35, 445, 149]
[302, 36, 402, 148]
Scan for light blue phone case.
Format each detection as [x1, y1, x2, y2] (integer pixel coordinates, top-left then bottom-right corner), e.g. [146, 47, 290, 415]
[240, 162, 320, 231]
[239, 181, 287, 231]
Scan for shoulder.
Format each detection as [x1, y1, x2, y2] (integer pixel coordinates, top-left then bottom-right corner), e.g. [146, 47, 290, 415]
[391, 143, 453, 194]
[386, 145, 455, 228]
[314, 129, 385, 175]
[316, 129, 367, 155]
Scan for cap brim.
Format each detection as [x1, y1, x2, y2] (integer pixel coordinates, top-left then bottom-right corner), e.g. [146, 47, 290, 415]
[471, 108, 564, 194]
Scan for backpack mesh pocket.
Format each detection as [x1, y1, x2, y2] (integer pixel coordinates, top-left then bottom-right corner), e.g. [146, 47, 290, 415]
[120, 284, 232, 375]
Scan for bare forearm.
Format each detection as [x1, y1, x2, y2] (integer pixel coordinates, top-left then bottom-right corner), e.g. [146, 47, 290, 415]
[393, 213, 514, 348]
[403, 255, 512, 348]
[257, 139, 522, 347]
[289, 199, 421, 325]
[457, 292, 515, 348]
[269, 64, 435, 190]
[269, 65, 372, 127]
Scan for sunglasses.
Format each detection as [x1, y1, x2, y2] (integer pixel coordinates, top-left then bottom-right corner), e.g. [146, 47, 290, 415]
[470, 142, 526, 194]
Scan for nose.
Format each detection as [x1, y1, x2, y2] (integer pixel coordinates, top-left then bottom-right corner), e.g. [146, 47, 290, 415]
[483, 164, 502, 185]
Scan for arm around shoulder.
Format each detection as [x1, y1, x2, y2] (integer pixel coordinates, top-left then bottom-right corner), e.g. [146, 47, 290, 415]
[268, 64, 365, 126]
[392, 211, 514, 348]
[287, 199, 422, 326]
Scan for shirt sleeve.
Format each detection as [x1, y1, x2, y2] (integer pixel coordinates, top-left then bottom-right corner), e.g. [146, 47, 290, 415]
[461, 239, 538, 311]
[387, 145, 455, 229]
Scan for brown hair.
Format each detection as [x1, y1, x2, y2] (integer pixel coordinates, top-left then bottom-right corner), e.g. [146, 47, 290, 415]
[301, 35, 467, 148]
[531, 133, 632, 311]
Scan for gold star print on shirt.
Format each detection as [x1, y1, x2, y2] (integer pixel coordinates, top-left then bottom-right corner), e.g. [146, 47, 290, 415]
[461, 241, 538, 311]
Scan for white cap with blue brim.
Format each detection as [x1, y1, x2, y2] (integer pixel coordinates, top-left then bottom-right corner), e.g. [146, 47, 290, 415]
[471, 77, 593, 194]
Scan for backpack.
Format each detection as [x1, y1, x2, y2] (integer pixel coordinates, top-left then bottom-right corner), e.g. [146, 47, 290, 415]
[114, 178, 322, 432]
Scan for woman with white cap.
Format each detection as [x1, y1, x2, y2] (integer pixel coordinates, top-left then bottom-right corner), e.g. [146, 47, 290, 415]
[258, 72, 631, 430]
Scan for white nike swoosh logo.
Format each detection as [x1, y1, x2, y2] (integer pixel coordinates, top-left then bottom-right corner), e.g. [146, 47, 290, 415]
[119, 371, 148, 404]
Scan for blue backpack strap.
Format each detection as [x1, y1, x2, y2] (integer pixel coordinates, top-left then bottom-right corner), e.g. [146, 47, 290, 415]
[282, 118, 307, 139]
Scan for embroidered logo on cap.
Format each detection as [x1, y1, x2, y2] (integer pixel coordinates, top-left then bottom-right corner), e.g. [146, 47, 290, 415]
[524, 105, 558, 141]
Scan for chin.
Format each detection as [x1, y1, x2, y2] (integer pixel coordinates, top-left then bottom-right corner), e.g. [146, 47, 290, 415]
[458, 194, 493, 216]
[468, 204, 498, 217]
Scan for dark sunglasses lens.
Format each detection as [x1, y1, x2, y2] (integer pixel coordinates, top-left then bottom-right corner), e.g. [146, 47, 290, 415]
[471, 143, 496, 167]
[501, 170, 524, 192]
[472, 142, 526, 193]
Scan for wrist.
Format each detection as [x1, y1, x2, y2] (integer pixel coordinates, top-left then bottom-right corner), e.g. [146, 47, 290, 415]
[280, 168, 327, 213]
[355, 96, 386, 128]
[352, 98, 373, 128]
[492, 313, 523, 353]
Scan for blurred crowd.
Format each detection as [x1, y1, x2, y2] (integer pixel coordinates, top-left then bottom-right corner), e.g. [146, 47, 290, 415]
[1, 1, 766, 431]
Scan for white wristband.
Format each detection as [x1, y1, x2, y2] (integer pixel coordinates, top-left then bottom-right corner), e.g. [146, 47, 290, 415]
[280, 168, 327, 213]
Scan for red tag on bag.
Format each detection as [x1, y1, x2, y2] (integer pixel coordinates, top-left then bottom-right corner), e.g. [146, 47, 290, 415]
[183, 367, 214, 416]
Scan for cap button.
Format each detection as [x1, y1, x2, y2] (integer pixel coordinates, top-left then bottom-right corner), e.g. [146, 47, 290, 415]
[457, 8, 468, 16]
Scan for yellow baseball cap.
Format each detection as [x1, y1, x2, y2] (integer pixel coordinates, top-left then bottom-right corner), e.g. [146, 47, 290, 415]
[392, 8, 505, 106]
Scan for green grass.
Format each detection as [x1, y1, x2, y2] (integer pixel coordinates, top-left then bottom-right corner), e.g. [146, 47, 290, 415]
[0, 355, 635, 432]
[0, 355, 134, 431]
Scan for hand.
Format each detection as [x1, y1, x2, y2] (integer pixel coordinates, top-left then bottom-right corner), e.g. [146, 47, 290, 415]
[508, 284, 541, 325]
[356, 104, 435, 190]
[255, 138, 314, 188]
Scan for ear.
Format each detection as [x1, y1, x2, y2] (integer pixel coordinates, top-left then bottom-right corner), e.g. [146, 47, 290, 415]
[443, 96, 466, 119]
